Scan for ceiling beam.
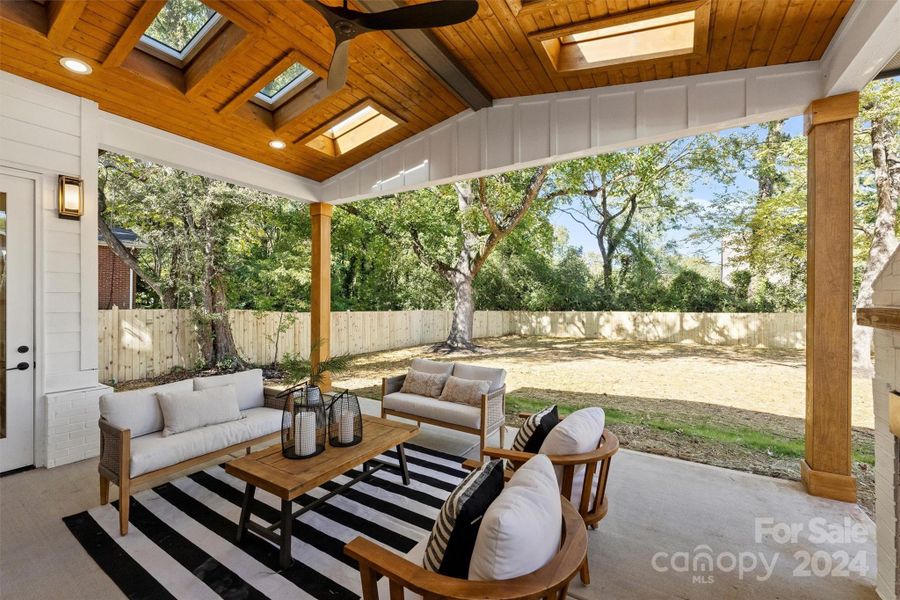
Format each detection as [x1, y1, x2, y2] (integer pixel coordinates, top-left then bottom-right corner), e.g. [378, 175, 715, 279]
[355, 0, 491, 111]
[103, 0, 167, 68]
[46, 1, 86, 47]
[185, 23, 255, 98]
[275, 79, 333, 133]
[219, 50, 300, 116]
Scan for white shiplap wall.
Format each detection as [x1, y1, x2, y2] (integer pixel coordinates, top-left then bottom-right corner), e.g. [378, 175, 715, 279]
[1, 72, 110, 467]
[320, 62, 824, 203]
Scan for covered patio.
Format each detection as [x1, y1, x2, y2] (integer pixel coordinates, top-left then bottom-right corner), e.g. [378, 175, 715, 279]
[1, 0, 899, 598]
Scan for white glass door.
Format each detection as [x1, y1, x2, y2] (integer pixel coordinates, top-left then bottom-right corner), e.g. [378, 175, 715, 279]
[1, 174, 35, 473]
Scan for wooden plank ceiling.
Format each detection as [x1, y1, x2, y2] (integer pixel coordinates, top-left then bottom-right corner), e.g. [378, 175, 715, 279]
[0, 0, 853, 182]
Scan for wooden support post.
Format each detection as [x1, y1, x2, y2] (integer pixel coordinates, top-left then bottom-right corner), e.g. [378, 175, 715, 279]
[802, 92, 859, 503]
[310, 203, 333, 392]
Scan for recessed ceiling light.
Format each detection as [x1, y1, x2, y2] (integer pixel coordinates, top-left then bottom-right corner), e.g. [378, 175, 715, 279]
[59, 57, 92, 74]
[269, 140, 287, 149]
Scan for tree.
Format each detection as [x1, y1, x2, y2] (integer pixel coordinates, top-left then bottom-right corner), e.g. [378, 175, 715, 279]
[342, 167, 559, 351]
[554, 135, 738, 292]
[98, 152, 281, 367]
[853, 79, 900, 374]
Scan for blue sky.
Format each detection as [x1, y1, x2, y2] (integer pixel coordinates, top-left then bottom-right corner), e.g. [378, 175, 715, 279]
[552, 115, 805, 267]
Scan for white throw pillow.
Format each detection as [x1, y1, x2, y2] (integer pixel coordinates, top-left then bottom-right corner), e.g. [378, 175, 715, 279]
[157, 384, 243, 437]
[538, 407, 605, 505]
[194, 368, 264, 411]
[468, 455, 561, 581]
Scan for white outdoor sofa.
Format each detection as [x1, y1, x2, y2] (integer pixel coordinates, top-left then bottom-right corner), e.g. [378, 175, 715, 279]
[381, 358, 507, 457]
[97, 369, 284, 535]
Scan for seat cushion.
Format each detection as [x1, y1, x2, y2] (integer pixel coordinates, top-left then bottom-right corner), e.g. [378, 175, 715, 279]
[538, 407, 605, 505]
[158, 384, 243, 437]
[100, 379, 193, 438]
[129, 407, 282, 477]
[452, 364, 506, 392]
[410, 358, 454, 377]
[468, 455, 562, 581]
[383, 392, 481, 429]
[194, 368, 264, 411]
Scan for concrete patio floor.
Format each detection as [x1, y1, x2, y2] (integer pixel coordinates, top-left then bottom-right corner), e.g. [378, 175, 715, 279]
[0, 402, 877, 600]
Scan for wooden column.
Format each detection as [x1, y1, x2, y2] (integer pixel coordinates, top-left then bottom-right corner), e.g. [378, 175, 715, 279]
[802, 92, 859, 503]
[310, 203, 333, 392]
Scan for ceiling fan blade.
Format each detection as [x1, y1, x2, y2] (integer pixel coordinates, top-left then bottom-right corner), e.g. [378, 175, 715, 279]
[358, 1, 478, 31]
[327, 39, 351, 92]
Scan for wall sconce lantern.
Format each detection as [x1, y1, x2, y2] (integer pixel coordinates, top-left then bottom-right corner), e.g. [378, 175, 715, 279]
[58, 175, 83, 220]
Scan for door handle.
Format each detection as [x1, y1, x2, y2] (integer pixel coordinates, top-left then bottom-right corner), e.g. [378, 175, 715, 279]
[6, 362, 29, 371]
[17, 345, 29, 354]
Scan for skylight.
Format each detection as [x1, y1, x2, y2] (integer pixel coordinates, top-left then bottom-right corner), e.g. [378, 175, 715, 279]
[533, 1, 708, 73]
[140, 0, 222, 65]
[254, 63, 315, 106]
[303, 102, 400, 158]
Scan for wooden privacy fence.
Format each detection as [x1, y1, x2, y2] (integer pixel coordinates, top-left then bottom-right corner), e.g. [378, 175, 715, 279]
[98, 308, 809, 384]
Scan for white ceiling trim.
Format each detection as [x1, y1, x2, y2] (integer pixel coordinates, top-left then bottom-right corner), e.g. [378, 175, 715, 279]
[821, 0, 900, 97]
[321, 61, 823, 204]
[97, 112, 322, 203]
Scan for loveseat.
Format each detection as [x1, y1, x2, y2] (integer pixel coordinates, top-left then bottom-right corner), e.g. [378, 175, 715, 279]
[98, 369, 284, 535]
[381, 358, 507, 456]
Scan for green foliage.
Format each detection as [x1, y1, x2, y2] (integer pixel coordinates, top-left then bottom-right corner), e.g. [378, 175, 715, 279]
[280, 341, 353, 387]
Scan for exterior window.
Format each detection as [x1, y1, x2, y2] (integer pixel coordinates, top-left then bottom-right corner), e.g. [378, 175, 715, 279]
[532, 1, 709, 73]
[140, 0, 223, 66]
[253, 63, 315, 108]
[303, 102, 401, 158]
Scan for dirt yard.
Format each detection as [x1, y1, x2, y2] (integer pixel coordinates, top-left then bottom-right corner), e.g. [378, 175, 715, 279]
[331, 336, 876, 515]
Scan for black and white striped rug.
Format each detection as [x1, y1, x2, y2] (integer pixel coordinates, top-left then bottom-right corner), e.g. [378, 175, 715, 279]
[64, 444, 466, 600]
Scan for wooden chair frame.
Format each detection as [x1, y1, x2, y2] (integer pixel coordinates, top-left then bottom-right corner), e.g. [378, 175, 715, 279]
[345, 496, 587, 600]
[98, 385, 284, 535]
[382, 373, 506, 457]
[463, 420, 619, 585]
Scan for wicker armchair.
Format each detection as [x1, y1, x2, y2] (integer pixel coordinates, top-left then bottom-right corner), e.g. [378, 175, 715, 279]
[344, 496, 587, 600]
[463, 419, 619, 585]
[382, 373, 506, 457]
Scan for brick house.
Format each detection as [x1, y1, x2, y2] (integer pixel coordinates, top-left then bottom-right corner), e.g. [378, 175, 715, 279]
[98, 227, 144, 310]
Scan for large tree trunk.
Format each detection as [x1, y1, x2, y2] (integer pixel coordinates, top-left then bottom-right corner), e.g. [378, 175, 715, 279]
[440, 272, 478, 352]
[854, 117, 899, 375]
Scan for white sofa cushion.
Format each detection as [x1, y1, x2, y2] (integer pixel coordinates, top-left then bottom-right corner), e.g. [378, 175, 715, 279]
[538, 407, 605, 505]
[468, 455, 561, 581]
[158, 384, 243, 437]
[383, 392, 481, 429]
[129, 407, 282, 477]
[100, 379, 193, 437]
[194, 369, 265, 411]
[452, 364, 506, 392]
[438, 376, 490, 407]
[410, 358, 453, 377]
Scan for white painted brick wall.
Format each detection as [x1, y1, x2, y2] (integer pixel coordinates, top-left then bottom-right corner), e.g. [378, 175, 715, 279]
[45, 385, 111, 468]
[871, 247, 900, 600]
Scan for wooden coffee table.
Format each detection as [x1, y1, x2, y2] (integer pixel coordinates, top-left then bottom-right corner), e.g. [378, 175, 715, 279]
[225, 415, 418, 569]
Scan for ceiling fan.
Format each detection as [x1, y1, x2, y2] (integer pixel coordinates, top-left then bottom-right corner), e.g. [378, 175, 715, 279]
[311, 1, 479, 92]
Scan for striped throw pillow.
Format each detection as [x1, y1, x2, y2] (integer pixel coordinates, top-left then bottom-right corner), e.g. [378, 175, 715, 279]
[512, 405, 559, 453]
[423, 459, 504, 578]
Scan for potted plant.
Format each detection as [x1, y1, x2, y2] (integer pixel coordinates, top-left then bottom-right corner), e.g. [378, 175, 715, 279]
[280, 340, 353, 406]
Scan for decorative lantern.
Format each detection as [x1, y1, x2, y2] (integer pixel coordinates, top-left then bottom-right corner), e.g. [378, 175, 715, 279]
[280, 382, 326, 459]
[328, 390, 363, 447]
